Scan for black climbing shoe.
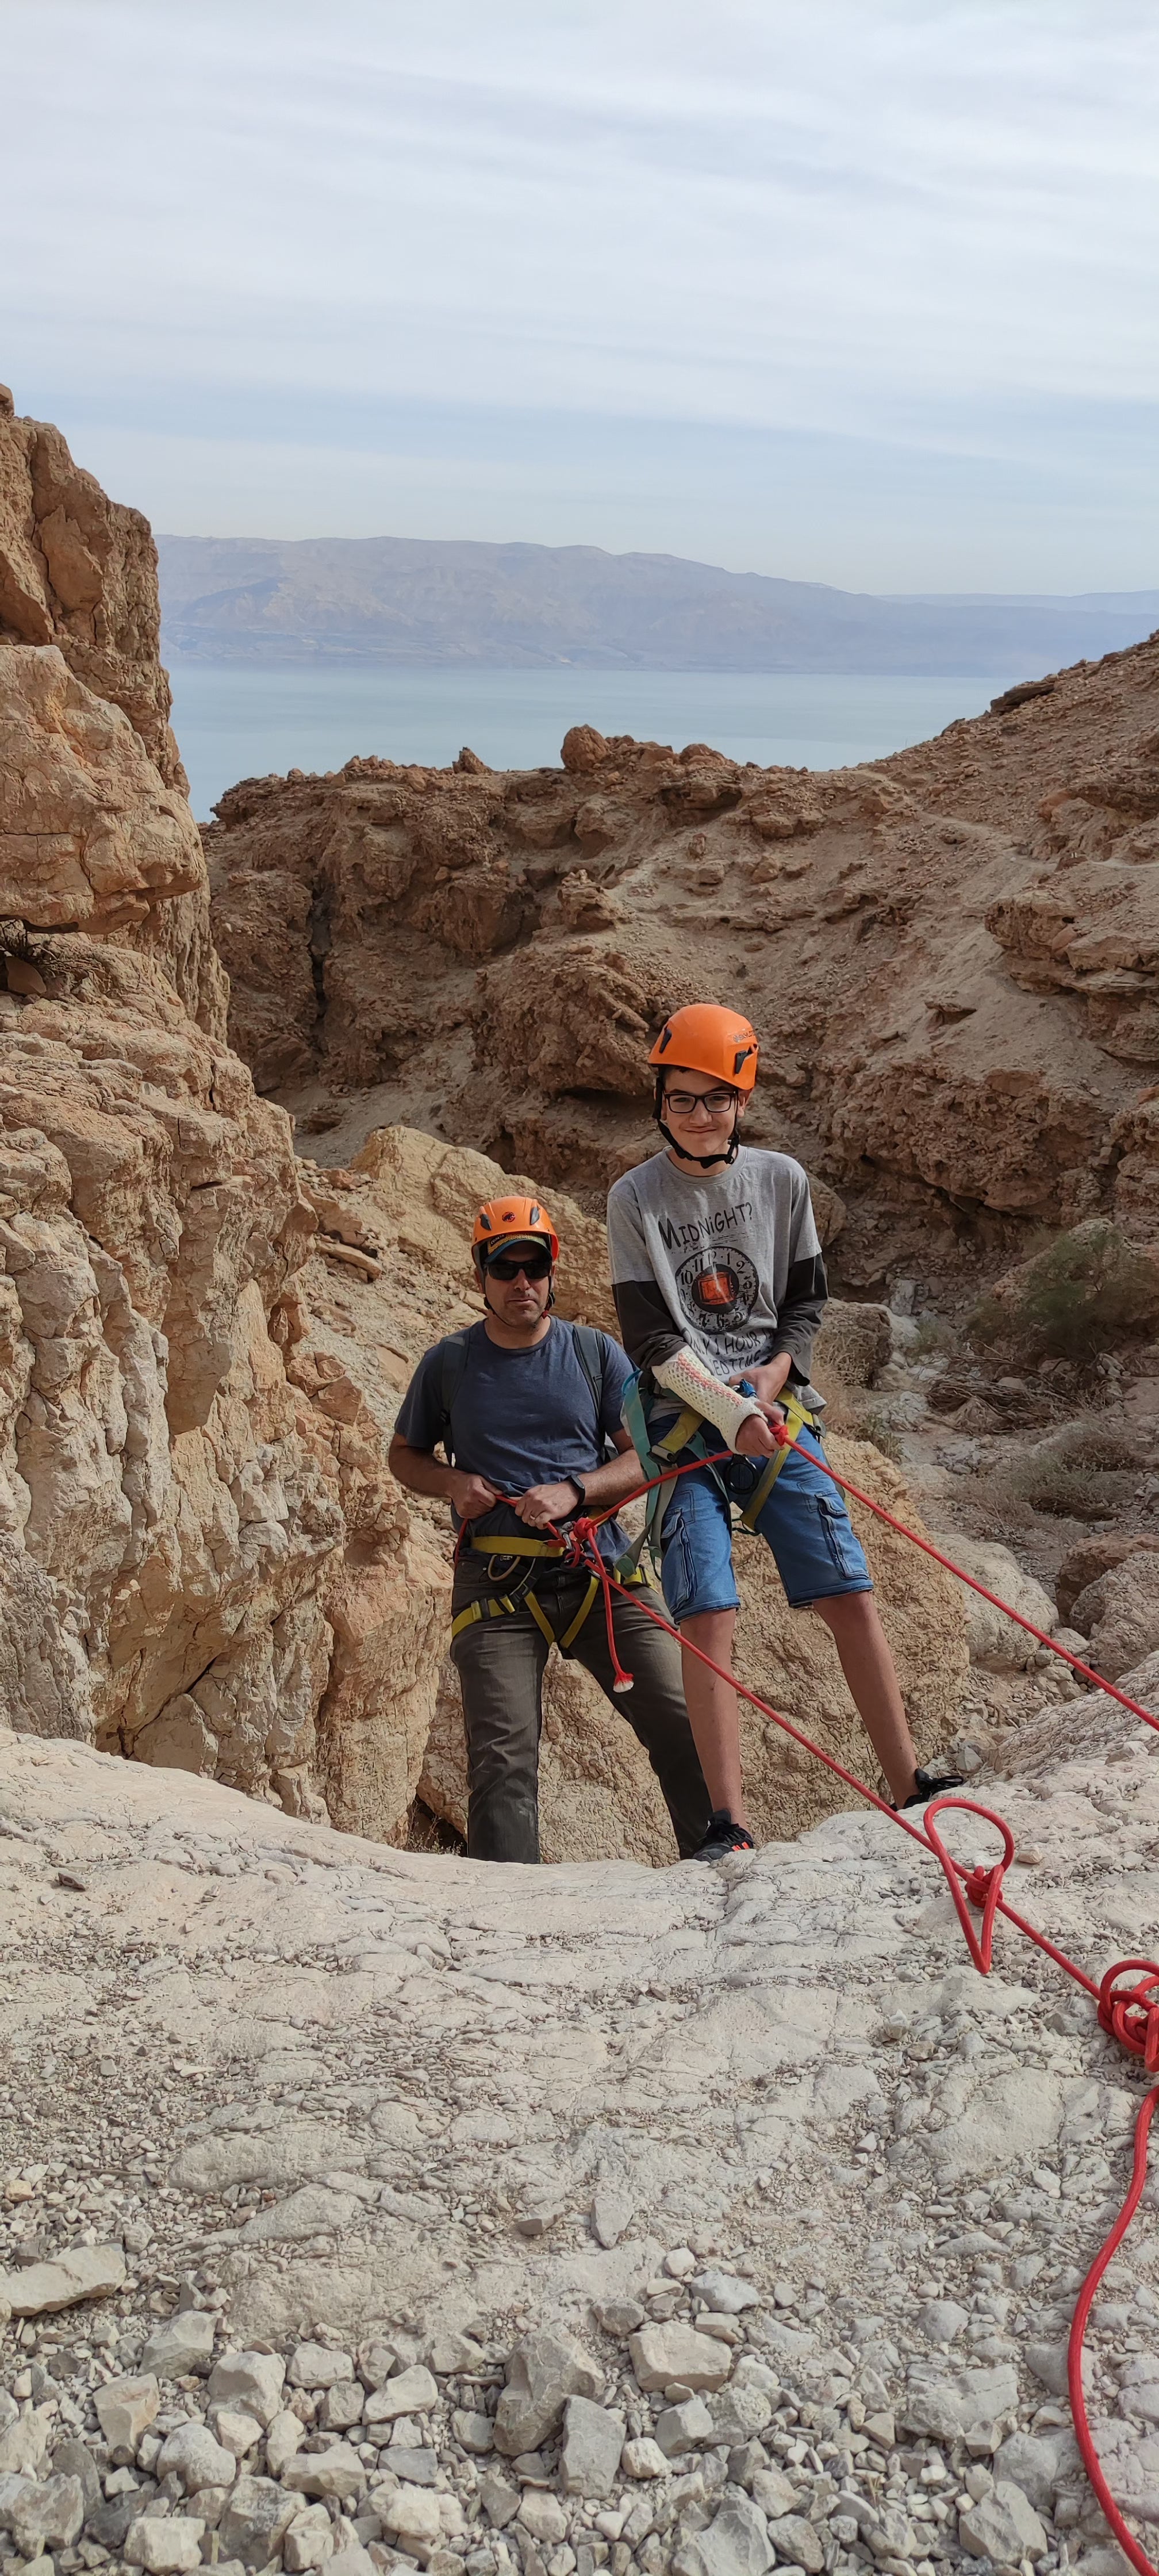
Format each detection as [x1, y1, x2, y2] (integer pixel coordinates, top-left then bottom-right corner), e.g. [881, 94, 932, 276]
[690, 1810, 757, 1862]
[899, 1765, 967, 1811]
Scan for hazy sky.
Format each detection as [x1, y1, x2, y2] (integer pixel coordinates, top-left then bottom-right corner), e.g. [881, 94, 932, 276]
[4, 0, 1157, 588]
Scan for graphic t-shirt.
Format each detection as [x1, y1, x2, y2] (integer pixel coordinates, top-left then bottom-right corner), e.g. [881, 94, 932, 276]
[394, 1317, 632, 1561]
[605, 1144, 827, 1386]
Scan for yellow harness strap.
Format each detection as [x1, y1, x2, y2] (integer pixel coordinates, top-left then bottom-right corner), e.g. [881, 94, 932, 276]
[451, 1559, 646, 1650]
[467, 1532, 566, 1559]
[738, 1392, 815, 1530]
[653, 1404, 705, 1458]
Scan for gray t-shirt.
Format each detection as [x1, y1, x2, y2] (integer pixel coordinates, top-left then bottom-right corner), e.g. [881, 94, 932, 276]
[394, 1317, 632, 1561]
[606, 1144, 827, 1386]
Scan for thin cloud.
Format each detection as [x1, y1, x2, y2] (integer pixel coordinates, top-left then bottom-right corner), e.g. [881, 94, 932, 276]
[2, 0, 1157, 584]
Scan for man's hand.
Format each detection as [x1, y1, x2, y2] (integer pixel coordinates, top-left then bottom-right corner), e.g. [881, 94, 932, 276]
[734, 1412, 781, 1458]
[447, 1470, 502, 1521]
[513, 1480, 580, 1529]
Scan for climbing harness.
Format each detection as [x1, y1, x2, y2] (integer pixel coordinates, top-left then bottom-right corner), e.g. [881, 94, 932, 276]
[619, 1372, 819, 1581]
[494, 1424, 1159, 2576]
[450, 1532, 648, 1652]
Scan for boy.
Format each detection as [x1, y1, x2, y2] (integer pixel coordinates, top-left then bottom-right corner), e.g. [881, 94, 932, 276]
[607, 1003, 959, 1861]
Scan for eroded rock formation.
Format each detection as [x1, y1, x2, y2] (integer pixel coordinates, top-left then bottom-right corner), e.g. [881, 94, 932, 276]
[0, 402, 969, 1857]
[207, 647, 1159, 1292]
[0, 404, 445, 1831]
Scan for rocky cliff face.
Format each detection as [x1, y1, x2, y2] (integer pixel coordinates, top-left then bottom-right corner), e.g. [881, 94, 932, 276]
[0, 402, 445, 1829]
[0, 405, 969, 1854]
[206, 649, 1159, 1294]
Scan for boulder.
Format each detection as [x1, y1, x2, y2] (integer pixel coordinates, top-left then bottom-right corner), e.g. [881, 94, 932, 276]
[1069, 1554, 1159, 1679]
[1056, 1531, 1159, 1625]
[493, 2331, 601, 2456]
[935, 1536, 1057, 1670]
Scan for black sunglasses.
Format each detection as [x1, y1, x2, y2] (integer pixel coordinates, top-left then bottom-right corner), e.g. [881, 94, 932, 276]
[485, 1248, 552, 1281]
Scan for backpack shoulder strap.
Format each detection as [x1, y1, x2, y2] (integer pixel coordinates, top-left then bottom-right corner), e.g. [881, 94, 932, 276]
[571, 1321, 606, 1413]
[436, 1326, 475, 1460]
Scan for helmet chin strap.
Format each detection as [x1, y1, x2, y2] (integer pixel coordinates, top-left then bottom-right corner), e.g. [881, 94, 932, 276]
[654, 1083, 741, 1170]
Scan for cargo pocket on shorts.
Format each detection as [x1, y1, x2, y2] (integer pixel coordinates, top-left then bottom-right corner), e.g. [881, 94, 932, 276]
[817, 1493, 862, 1581]
[661, 1509, 697, 1621]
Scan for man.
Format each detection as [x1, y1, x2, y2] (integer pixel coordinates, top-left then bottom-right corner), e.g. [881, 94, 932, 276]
[607, 1003, 961, 1862]
[389, 1194, 712, 1865]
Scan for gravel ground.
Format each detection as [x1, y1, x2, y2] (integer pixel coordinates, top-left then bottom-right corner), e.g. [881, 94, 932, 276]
[2, 1720, 1158, 2576]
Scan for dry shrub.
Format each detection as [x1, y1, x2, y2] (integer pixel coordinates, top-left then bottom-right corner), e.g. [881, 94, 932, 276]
[992, 1416, 1141, 1523]
[969, 1222, 1159, 1363]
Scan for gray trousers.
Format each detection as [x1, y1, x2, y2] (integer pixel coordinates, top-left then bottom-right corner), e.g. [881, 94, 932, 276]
[449, 1559, 711, 1865]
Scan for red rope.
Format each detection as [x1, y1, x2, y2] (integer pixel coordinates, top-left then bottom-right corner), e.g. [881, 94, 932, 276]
[1067, 2086, 1159, 2576]
[473, 1425, 1159, 2568]
[547, 1507, 1159, 2576]
[768, 1424, 1159, 1735]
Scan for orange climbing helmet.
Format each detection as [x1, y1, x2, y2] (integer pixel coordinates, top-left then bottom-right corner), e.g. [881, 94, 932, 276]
[471, 1195, 560, 1267]
[648, 1003, 759, 1093]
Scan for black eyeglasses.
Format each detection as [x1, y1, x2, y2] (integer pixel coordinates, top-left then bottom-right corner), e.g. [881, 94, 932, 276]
[663, 1085, 739, 1116]
[485, 1248, 553, 1281]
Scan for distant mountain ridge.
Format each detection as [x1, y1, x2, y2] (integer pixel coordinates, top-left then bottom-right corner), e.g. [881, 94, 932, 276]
[157, 532, 1159, 676]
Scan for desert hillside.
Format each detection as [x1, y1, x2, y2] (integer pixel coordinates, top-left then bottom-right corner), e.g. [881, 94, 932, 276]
[205, 646, 1159, 1307]
[156, 531, 1159, 673]
[3, 398, 1159, 2576]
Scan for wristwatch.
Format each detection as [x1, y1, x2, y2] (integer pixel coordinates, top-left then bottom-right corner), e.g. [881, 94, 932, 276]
[567, 1474, 586, 1513]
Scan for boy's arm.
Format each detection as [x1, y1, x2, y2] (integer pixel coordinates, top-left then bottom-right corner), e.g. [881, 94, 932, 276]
[768, 1175, 828, 1382]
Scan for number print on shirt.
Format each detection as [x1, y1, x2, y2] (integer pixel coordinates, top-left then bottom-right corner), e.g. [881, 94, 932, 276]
[675, 1244, 759, 1335]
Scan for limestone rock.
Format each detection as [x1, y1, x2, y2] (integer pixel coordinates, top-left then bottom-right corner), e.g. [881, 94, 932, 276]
[559, 2395, 625, 2497]
[208, 632, 1159, 1251]
[363, 2364, 437, 2423]
[289, 2341, 354, 2389]
[629, 2324, 733, 2394]
[218, 2474, 300, 2567]
[902, 2360, 1019, 2442]
[10, 2473, 85, 2558]
[140, 2310, 216, 2378]
[125, 2518, 206, 2573]
[937, 1536, 1057, 1671]
[493, 2330, 601, 2455]
[959, 2478, 1048, 2562]
[156, 2421, 236, 2491]
[2, 2245, 126, 2314]
[380, 2484, 443, 2549]
[1056, 1531, 1159, 1624]
[283, 2442, 366, 2500]
[672, 2491, 773, 2576]
[1069, 1552, 1159, 1680]
[206, 2349, 286, 2427]
[765, 2514, 824, 2573]
[93, 2373, 160, 2457]
[693, 2269, 759, 2315]
[655, 2395, 714, 2456]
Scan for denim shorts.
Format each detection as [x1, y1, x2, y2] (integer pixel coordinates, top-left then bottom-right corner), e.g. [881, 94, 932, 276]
[658, 1420, 872, 1619]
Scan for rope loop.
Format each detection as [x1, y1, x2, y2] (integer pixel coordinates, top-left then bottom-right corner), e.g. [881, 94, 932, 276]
[922, 1796, 1017, 1975]
[1097, 1960, 1159, 2072]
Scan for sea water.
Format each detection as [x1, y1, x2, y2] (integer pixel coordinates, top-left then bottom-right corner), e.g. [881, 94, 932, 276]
[167, 664, 1020, 822]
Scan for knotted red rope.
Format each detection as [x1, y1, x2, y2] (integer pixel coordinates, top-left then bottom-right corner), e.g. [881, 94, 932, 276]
[547, 1470, 1159, 2576]
[479, 1420, 1159, 2570]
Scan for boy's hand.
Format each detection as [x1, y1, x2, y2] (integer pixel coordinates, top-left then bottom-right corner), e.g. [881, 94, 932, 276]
[513, 1481, 580, 1529]
[735, 1413, 781, 1458]
[448, 1470, 502, 1520]
[730, 1360, 790, 1423]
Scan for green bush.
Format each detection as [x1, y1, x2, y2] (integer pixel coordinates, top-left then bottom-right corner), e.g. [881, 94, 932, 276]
[968, 1221, 1159, 1361]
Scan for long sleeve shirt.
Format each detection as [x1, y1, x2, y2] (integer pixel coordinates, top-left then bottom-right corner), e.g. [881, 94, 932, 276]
[606, 1144, 828, 1388]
